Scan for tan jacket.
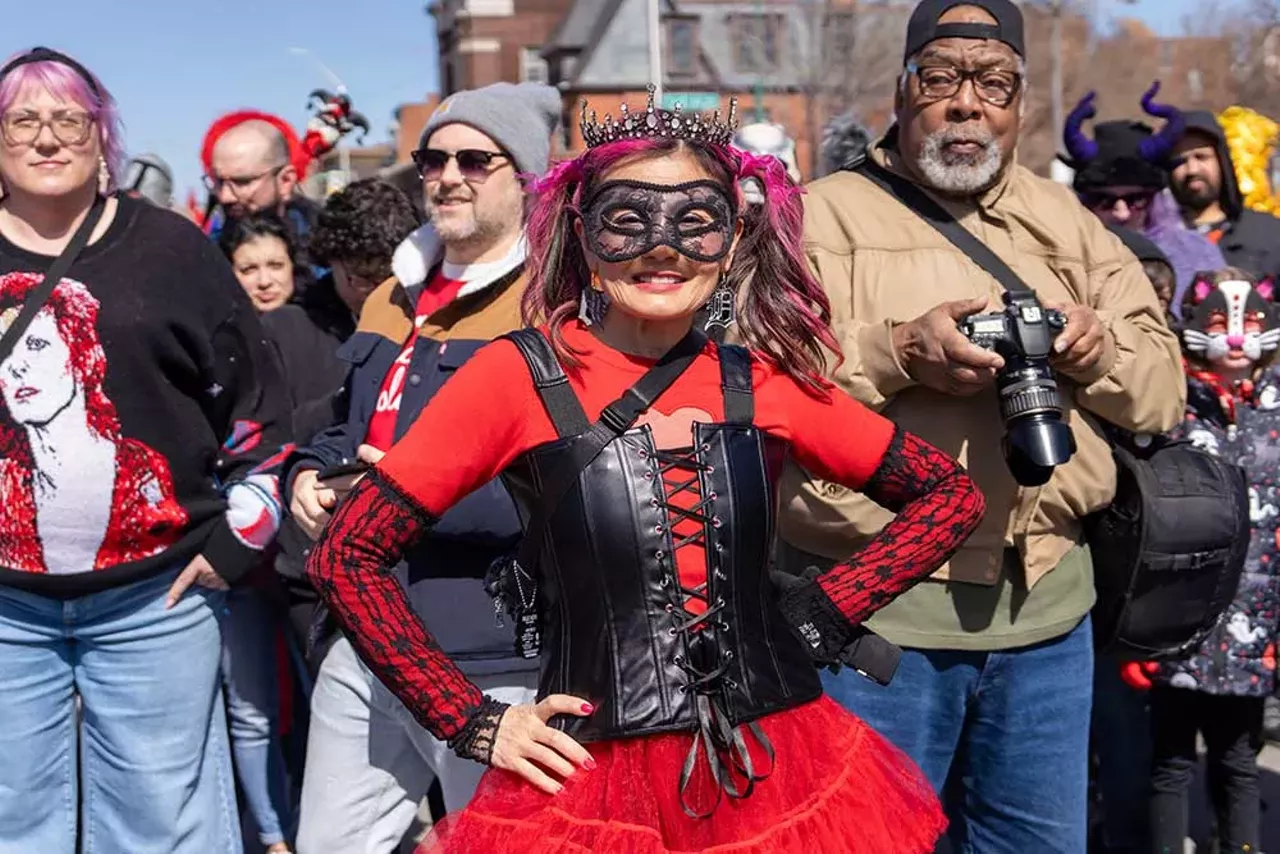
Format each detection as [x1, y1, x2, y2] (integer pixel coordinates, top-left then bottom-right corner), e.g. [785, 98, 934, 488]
[778, 142, 1186, 588]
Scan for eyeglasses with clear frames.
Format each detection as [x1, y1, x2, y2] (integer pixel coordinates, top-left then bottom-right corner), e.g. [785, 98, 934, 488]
[203, 164, 285, 195]
[1, 109, 95, 147]
[906, 61, 1022, 108]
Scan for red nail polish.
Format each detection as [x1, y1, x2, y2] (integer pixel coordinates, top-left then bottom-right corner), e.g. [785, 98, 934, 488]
[583, 756, 597, 770]
[581, 702, 594, 714]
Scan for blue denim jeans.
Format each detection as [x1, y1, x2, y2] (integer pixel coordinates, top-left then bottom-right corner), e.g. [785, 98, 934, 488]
[823, 616, 1094, 854]
[221, 585, 293, 847]
[0, 568, 240, 854]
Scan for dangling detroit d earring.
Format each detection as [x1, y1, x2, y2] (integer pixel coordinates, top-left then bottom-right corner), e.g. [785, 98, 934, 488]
[703, 274, 736, 334]
[97, 156, 109, 195]
[578, 273, 610, 327]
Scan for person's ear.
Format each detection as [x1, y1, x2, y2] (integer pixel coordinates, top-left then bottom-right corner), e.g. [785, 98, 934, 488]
[277, 164, 299, 198]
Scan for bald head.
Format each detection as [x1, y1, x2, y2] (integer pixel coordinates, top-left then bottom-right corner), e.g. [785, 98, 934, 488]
[213, 120, 291, 171]
[209, 119, 299, 216]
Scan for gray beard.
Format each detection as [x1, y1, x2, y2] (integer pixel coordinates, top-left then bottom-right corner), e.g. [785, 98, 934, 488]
[915, 127, 1004, 195]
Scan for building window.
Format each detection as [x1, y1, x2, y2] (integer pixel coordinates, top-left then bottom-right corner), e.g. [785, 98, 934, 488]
[1187, 68, 1204, 101]
[732, 15, 783, 73]
[520, 47, 550, 84]
[667, 18, 699, 77]
[823, 12, 854, 61]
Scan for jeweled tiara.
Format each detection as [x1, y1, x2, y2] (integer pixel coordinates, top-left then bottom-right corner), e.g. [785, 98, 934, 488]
[580, 84, 739, 149]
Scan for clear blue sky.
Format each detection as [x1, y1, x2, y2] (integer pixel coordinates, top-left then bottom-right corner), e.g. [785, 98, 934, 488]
[7, 0, 1202, 201]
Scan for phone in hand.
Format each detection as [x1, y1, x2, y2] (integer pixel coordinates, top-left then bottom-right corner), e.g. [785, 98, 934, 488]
[317, 459, 371, 483]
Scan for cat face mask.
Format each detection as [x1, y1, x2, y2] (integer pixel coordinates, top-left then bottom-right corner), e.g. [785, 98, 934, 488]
[579, 179, 737, 264]
[1182, 273, 1280, 367]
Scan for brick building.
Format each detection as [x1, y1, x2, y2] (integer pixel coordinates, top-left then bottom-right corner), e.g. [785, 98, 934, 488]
[418, 0, 1238, 181]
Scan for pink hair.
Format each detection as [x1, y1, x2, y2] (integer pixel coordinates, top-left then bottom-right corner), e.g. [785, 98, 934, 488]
[521, 138, 840, 392]
[0, 51, 125, 192]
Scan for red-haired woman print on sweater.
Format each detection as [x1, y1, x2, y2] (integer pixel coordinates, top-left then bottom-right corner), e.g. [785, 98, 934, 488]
[0, 272, 187, 573]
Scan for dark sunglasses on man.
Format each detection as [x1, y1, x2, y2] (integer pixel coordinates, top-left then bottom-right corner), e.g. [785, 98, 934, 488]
[1082, 190, 1154, 213]
[412, 148, 510, 182]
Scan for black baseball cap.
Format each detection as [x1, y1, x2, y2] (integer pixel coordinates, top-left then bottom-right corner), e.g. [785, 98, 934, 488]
[904, 0, 1026, 62]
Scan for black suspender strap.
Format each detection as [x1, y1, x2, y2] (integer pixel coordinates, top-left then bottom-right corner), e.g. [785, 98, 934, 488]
[505, 326, 708, 581]
[717, 344, 754, 425]
[504, 328, 591, 437]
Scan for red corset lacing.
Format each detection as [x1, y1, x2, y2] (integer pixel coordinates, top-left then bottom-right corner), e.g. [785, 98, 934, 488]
[635, 435, 775, 819]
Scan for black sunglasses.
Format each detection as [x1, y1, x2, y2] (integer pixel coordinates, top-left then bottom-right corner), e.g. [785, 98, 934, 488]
[1082, 190, 1154, 213]
[411, 148, 510, 182]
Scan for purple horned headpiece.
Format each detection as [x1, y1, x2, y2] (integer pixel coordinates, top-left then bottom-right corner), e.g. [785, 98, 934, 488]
[1063, 82, 1186, 193]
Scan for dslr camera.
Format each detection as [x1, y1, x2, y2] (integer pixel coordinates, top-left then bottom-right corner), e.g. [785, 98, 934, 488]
[958, 291, 1077, 487]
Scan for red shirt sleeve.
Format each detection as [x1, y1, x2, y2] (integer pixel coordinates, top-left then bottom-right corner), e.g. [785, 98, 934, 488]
[754, 372, 897, 490]
[377, 338, 547, 515]
[307, 338, 552, 741]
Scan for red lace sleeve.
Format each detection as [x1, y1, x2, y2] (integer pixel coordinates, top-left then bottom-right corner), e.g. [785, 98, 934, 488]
[815, 427, 986, 623]
[306, 470, 485, 743]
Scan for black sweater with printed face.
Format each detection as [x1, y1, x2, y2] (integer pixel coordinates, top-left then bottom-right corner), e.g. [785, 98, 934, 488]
[0, 195, 292, 599]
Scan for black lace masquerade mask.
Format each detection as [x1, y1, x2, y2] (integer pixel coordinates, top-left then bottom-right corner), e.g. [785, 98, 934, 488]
[579, 179, 738, 264]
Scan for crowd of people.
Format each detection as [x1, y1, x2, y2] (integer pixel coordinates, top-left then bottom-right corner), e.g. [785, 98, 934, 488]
[2, 0, 1280, 852]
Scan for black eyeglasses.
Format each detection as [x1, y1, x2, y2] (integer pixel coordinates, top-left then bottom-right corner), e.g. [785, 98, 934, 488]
[907, 61, 1022, 108]
[202, 164, 285, 194]
[411, 148, 510, 182]
[1082, 190, 1154, 213]
[1, 109, 95, 147]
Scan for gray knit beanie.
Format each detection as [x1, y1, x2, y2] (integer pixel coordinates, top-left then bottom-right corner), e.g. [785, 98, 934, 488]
[418, 82, 562, 177]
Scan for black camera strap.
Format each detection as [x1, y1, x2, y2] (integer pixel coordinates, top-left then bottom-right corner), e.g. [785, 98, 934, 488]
[850, 157, 1037, 298]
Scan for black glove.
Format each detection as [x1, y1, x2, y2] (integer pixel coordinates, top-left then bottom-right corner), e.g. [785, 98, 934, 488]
[772, 566, 858, 666]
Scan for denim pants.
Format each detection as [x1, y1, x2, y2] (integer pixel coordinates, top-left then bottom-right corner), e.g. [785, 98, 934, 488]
[221, 585, 293, 847]
[296, 636, 538, 854]
[823, 616, 1094, 854]
[0, 568, 240, 854]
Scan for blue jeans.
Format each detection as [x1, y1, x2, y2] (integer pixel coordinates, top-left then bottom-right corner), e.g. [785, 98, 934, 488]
[222, 585, 293, 847]
[0, 568, 240, 854]
[823, 616, 1094, 854]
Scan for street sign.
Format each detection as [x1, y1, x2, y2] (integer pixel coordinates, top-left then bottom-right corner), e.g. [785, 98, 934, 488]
[661, 92, 720, 111]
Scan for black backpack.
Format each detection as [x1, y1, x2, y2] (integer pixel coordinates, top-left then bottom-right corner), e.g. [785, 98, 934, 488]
[1085, 433, 1249, 660]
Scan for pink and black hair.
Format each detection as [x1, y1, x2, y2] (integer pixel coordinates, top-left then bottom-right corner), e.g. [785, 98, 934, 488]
[521, 138, 840, 392]
[0, 47, 125, 192]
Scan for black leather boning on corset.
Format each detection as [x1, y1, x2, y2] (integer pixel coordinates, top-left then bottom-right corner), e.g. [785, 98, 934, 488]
[499, 337, 824, 817]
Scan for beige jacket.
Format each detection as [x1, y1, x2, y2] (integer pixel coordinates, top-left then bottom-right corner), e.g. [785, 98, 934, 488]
[778, 141, 1186, 589]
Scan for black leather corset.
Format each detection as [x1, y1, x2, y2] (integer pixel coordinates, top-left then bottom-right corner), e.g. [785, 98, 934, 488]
[500, 333, 823, 750]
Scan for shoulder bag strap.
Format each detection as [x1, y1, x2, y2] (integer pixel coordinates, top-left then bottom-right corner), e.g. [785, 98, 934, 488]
[511, 327, 708, 576]
[852, 157, 1036, 297]
[0, 194, 107, 366]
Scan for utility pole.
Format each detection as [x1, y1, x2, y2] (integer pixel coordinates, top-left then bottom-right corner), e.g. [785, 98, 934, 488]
[648, 0, 664, 103]
[1050, 0, 1064, 149]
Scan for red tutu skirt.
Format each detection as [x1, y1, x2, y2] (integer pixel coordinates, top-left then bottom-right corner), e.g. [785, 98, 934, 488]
[419, 696, 944, 853]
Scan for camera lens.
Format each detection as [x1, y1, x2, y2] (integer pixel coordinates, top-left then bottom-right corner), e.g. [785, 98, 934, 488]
[997, 365, 1077, 486]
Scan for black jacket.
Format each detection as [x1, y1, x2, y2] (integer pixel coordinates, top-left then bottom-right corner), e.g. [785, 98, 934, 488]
[1182, 110, 1280, 279]
[262, 276, 355, 585]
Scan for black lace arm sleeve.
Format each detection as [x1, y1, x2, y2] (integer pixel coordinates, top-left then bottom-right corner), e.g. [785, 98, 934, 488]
[306, 470, 508, 761]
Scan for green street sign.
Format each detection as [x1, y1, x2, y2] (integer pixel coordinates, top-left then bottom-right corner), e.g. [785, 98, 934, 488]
[661, 92, 720, 111]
